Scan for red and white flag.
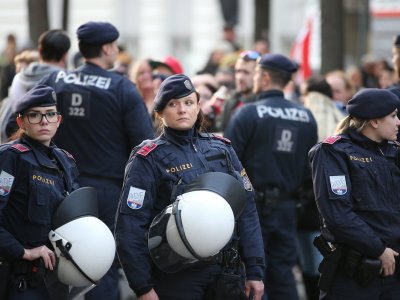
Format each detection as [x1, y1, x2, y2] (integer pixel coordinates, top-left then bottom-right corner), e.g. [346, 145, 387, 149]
[290, 16, 313, 83]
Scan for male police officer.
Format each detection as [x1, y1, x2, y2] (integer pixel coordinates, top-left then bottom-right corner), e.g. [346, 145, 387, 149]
[224, 53, 318, 300]
[39, 21, 154, 300]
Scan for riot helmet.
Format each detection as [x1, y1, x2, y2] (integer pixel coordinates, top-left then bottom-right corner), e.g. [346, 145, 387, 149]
[148, 172, 246, 273]
[49, 187, 116, 286]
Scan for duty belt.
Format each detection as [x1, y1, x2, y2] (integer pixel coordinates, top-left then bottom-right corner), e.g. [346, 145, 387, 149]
[255, 187, 298, 211]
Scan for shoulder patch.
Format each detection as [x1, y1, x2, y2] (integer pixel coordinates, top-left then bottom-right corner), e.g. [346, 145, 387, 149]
[323, 136, 341, 145]
[212, 134, 231, 145]
[137, 142, 158, 157]
[60, 149, 75, 161]
[11, 144, 31, 153]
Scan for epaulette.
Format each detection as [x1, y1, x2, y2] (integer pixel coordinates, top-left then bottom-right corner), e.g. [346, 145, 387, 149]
[322, 135, 342, 145]
[60, 149, 75, 161]
[10, 143, 31, 153]
[136, 139, 165, 157]
[212, 134, 231, 145]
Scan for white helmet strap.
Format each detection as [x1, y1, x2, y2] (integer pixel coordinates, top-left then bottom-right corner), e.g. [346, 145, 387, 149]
[50, 230, 97, 285]
[173, 199, 212, 262]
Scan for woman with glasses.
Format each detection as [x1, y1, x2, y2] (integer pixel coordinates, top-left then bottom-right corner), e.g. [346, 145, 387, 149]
[0, 85, 79, 299]
[115, 74, 265, 300]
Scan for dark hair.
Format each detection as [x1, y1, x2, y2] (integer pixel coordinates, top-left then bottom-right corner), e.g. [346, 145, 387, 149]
[38, 29, 71, 62]
[305, 76, 333, 98]
[78, 42, 102, 59]
[261, 66, 292, 87]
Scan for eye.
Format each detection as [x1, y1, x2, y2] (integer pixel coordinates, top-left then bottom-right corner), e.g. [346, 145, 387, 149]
[168, 102, 177, 107]
[27, 112, 40, 118]
[46, 112, 57, 117]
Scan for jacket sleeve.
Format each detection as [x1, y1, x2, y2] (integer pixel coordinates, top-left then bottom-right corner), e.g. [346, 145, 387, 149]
[309, 143, 385, 258]
[224, 106, 254, 162]
[227, 146, 265, 280]
[121, 80, 155, 148]
[114, 153, 158, 296]
[0, 149, 25, 259]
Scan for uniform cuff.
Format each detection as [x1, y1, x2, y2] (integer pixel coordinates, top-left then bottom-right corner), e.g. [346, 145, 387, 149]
[135, 285, 154, 297]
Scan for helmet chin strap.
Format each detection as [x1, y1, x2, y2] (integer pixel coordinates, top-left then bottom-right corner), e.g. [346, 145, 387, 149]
[50, 230, 97, 285]
[173, 198, 213, 262]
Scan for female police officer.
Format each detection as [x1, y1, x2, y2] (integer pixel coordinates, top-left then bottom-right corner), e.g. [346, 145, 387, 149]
[309, 88, 400, 299]
[0, 85, 79, 299]
[115, 74, 265, 300]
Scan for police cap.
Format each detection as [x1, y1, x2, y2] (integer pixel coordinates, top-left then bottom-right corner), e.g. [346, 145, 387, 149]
[154, 74, 197, 112]
[258, 53, 298, 73]
[76, 21, 119, 45]
[13, 85, 57, 114]
[347, 88, 400, 119]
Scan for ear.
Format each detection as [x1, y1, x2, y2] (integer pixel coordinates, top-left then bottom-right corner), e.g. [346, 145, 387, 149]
[57, 115, 63, 127]
[262, 71, 270, 86]
[16, 116, 25, 129]
[369, 118, 379, 129]
[101, 44, 108, 56]
[102, 43, 112, 56]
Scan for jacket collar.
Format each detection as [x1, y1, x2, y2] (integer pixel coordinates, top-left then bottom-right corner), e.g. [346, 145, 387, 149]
[20, 135, 58, 169]
[256, 89, 284, 100]
[163, 127, 198, 147]
[347, 128, 389, 156]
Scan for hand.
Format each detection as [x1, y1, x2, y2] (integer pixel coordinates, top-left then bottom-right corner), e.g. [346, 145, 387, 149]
[138, 288, 159, 300]
[378, 247, 399, 276]
[23, 246, 56, 270]
[245, 280, 264, 300]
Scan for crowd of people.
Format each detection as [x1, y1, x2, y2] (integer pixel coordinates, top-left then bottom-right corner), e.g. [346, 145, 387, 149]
[0, 19, 400, 300]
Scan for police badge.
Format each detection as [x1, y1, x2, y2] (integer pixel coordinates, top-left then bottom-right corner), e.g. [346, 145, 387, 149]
[240, 169, 253, 191]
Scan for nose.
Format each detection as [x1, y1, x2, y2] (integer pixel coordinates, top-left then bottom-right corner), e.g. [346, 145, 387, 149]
[177, 103, 186, 113]
[40, 114, 49, 124]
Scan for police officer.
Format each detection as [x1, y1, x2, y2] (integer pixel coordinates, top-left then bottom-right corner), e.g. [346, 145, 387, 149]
[309, 88, 400, 299]
[39, 21, 154, 300]
[0, 85, 79, 299]
[224, 53, 318, 300]
[115, 74, 265, 300]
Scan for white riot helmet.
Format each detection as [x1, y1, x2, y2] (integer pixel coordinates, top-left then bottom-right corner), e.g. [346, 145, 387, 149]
[48, 187, 115, 287]
[148, 172, 246, 273]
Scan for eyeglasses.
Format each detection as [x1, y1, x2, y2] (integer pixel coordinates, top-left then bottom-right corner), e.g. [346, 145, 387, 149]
[239, 50, 261, 61]
[21, 111, 61, 124]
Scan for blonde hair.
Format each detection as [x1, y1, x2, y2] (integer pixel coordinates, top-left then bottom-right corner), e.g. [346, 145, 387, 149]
[335, 115, 369, 135]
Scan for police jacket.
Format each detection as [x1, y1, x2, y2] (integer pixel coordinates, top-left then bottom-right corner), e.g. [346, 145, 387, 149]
[309, 128, 400, 258]
[0, 135, 79, 260]
[39, 62, 154, 180]
[224, 90, 318, 194]
[115, 127, 265, 297]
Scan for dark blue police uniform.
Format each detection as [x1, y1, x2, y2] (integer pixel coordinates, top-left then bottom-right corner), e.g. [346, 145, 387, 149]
[115, 127, 265, 299]
[309, 88, 400, 299]
[309, 130, 400, 299]
[224, 89, 318, 300]
[39, 21, 154, 300]
[0, 135, 79, 300]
